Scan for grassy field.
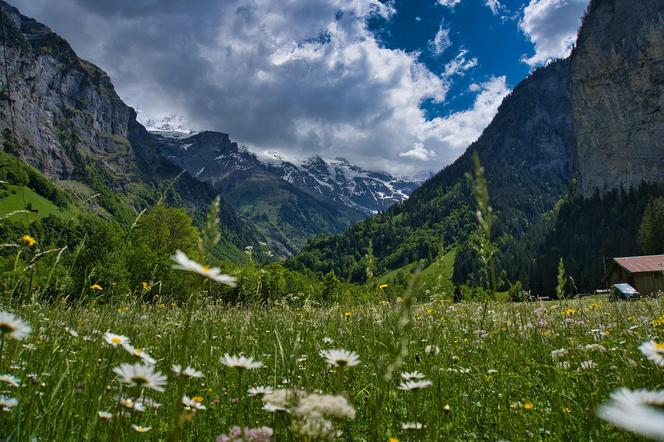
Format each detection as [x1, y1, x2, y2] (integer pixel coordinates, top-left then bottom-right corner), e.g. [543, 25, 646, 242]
[0, 184, 67, 221]
[1, 295, 662, 441]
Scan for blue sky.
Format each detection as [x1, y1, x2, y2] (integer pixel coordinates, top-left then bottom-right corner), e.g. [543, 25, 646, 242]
[12, 0, 589, 175]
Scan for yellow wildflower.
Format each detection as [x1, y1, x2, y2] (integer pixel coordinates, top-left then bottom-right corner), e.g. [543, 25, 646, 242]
[90, 284, 103, 291]
[20, 235, 37, 247]
[523, 402, 534, 410]
[389, 438, 400, 442]
[562, 308, 576, 317]
[379, 283, 389, 289]
[142, 282, 150, 290]
[344, 311, 352, 318]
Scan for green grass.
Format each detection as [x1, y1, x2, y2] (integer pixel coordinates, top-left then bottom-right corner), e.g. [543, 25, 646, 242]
[378, 248, 456, 299]
[1, 295, 660, 441]
[0, 184, 67, 221]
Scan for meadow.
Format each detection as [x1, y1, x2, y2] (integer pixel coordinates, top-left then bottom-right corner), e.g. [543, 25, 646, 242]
[2, 294, 663, 441]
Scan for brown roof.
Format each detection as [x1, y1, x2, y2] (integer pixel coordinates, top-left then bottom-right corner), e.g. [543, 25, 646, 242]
[614, 255, 664, 273]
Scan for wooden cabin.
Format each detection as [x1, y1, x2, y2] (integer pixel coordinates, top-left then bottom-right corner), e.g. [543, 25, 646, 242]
[606, 255, 664, 296]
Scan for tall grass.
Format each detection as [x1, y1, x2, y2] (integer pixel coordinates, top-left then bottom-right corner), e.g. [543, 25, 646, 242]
[0, 296, 662, 440]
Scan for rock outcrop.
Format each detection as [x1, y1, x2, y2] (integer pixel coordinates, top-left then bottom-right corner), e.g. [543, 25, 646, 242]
[569, 0, 664, 197]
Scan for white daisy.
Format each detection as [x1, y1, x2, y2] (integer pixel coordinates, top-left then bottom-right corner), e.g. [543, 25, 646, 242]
[98, 411, 113, 421]
[0, 374, 20, 388]
[103, 332, 130, 348]
[0, 311, 31, 341]
[0, 395, 18, 410]
[131, 425, 151, 433]
[639, 340, 664, 367]
[182, 395, 207, 410]
[220, 354, 263, 370]
[248, 385, 274, 397]
[171, 364, 204, 378]
[598, 388, 664, 439]
[397, 380, 433, 391]
[400, 371, 426, 381]
[319, 349, 360, 368]
[171, 250, 237, 286]
[112, 363, 167, 392]
[123, 344, 156, 365]
[263, 402, 287, 413]
[118, 397, 146, 412]
[322, 337, 334, 345]
[424, 345, 440, 355]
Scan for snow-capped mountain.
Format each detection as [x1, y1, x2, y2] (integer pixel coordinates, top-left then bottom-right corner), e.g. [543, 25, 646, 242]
[152, 129, 424, 255]
[263, 154, 421, 215]
[155, 130, 423, 215]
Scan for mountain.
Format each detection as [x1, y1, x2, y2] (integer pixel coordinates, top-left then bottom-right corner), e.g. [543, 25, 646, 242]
[154, 130, 422, 255]
[504, 0, 664, 294]
[0, 1, 262, 258]
[291, 58, 574, 282]
[570, 0, 664, 198]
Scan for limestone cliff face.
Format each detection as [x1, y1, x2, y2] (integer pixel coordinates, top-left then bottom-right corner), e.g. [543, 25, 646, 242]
[0, 2, 138, 185]
[569, 0, 664, 197]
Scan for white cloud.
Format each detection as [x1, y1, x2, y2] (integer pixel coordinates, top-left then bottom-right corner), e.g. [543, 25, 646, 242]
[443, 49, 478, 78]
[13, 0, 510, 175]
[485, 0, 502, 15]
[437, 0, 461, 7]
[420, 76, 510, 162]
[519, 0, 589, 66]
[399, 143, 436, 161]
[428, 24, 452, 56]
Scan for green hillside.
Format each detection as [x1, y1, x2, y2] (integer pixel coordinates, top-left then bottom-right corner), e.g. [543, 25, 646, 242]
[0, 184, 68, 221]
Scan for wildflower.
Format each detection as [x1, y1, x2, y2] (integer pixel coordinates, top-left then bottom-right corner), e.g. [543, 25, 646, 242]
[562, 308, 576, 317]
[123, 344, 156, 365]
[19, 235, 37, 247]
[322, 337, 334, 345]
[379, 284, 389, 289]
[102, 332, 129, 348]
[112, 363, 167, 392]
[639, 340, 664, 367]
[293, 393, 356, 420]
[183, 395, 206, 411]
[119, 397, 146, 412]
[216, 426, 273, 442]
[142, 282, 150, 290]
[0, 311, 31, 341]
[320, 349, 360, 368]
[557, 361, 571, 370]
[579, 360, 596, 370]
[400, 371, 426, 381]
[0, 374, 20, 388]
[550, 348, 568, 359]
[398, 380, 432, 391]
[248, 386, 273, 397]
[0, 395, 18, 411]
[597, 388, 664, 439]
[443, 404, 451, 412]
[131, 425, 151, 433]
[523, 402, 534, 410]
[583, 344, 607, 352]
[90, 284, 103, 291]
[171, 250, 237, 286]
[262, 388, 304, 412]
[344, 311, 352, 318]
[220, 354, 263, 370]
[400, 422, 424, 430]
[98, 411, 113, 421]
[389, 438, 400, 442]
[171, 364, 204, 378]
[425, 345, 440, 355]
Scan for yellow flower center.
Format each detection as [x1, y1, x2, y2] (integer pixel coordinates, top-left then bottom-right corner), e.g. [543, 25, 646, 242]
[201, 266, 210, 273]
[655, 343, 664, 351]
[111, 337, 122, 344]
[0, 323, 16, 334]
[192, 396, 204, 403]
[130, 375, 149, 385]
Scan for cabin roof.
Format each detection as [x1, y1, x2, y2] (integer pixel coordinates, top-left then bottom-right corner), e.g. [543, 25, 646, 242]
[613, 255, 664, 273]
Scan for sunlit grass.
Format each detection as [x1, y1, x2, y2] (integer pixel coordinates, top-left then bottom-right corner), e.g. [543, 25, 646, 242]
[1, 296, 662, 440]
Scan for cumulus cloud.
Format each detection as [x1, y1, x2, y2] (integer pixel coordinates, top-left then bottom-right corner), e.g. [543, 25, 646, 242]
[399, 143, 436, 161]
[428, 24, 452, 56]
[485, 0, 502, 15]
[519, 0, 589, 66]
[12, 0, 508, 175]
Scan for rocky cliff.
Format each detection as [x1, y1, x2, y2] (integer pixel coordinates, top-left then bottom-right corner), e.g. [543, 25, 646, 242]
[570, 0, 664, 197]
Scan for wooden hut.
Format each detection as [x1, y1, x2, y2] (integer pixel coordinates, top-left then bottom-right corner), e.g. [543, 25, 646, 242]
[606, 255, 664, 295]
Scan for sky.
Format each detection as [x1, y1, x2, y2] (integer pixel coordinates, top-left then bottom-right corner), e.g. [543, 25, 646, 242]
[11, 0, 589, 176]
